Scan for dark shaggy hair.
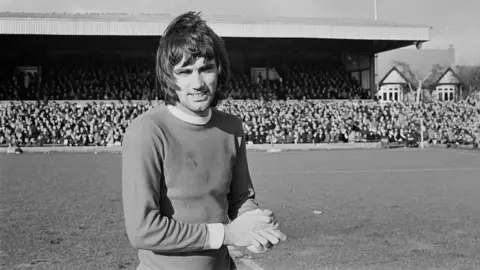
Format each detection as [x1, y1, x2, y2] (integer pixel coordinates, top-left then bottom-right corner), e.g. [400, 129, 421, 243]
[156, 11, 231, 107]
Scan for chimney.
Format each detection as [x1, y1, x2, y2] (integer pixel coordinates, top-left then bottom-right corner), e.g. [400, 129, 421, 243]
[448, 44, 455, 65]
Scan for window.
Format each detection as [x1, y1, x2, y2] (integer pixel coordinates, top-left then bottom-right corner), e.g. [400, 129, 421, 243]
[449, 92, 454, 101]
[383, 93, 387, 100]
[389, 92, 393, 100]
[394, 92, 398, 101]
[361, 69, 370, 90]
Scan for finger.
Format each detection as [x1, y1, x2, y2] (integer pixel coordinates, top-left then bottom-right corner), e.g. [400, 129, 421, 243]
[264, 228, 287, 242]
[255, 220, 279, 230]
[247, 233, 264, 249]
[246, 244, 266, 254]
[271, 221, 279, 230]
[247, 209, 274, 220]
[255, 229, 280, 245]
[253, 214, 275, 224]
[248, 230, 272, 249]
[247, 233, 267, 254]
[261, 209, 273, 216]
[262, 210, 277, 222]
[246, 208, 274, 216]
[243, 209, 264, 215]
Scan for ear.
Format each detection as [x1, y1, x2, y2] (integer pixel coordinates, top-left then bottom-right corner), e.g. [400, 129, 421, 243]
[216, 64, 223, 89]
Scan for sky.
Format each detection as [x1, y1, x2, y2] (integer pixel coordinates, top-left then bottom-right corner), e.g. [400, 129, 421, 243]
[1, 0, 478, 65]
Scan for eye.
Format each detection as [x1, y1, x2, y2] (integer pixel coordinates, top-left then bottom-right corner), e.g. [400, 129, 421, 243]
[176, 69, 192, 76]
[201, 65, 216, 73]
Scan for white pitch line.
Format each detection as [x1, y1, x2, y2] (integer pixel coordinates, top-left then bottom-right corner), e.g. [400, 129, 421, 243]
[228, 246, 266, 270]
[251, 167, 480, 175]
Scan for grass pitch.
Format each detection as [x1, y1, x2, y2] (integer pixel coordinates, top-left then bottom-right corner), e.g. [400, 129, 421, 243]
[1, 148, 480, 270]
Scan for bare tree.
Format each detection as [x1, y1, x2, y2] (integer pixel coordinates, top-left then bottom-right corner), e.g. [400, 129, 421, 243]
[456, 65, 480, 97]
[393, 61, 444, 103]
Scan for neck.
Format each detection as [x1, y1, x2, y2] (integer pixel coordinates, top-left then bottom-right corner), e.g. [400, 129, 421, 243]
[167, 104, 212, 125]
[177, 102, 210, 117]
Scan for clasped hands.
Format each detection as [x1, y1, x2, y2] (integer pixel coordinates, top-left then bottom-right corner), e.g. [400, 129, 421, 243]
[224, 209, 287, 253]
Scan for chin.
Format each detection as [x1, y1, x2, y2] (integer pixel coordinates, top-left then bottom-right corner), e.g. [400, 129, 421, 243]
[191, 106, 208, 113]
[190, 101, 211, 113]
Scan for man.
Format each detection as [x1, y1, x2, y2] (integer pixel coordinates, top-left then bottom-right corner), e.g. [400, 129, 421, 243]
[122, 12, 286, 270]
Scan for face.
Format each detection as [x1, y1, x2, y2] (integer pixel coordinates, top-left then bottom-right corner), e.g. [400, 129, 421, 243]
[173, 56, 219, 117]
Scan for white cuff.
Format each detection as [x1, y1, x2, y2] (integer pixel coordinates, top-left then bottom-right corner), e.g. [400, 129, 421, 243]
[204, 223, 225, 250]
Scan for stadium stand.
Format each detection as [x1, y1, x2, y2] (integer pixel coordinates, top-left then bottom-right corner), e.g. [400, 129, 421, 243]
[1, 98, 479, 148]
[1, 12, 478, 150]
[1, 52, 479, 150]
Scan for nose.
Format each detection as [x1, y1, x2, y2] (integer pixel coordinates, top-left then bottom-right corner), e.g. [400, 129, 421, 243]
[191, 71, 204, 91]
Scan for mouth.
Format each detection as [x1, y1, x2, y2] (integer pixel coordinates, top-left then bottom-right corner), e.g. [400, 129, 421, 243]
[189, 91, 209, 98]
[190, 92, 206, 97]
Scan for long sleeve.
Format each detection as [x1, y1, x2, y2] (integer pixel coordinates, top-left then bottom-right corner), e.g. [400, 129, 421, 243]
[228, 118, 259, 220]
[122, 118, 221, 253]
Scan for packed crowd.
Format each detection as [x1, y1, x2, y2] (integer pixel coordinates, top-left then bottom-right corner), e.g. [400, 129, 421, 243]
[1, 99, 479, 148]
[225, 64, 369, 100]
[0, 59, 368, 101]
[0, 58, 157, 101]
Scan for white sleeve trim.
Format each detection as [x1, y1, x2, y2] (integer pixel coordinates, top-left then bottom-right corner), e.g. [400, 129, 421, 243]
[204, 223, 225, 250]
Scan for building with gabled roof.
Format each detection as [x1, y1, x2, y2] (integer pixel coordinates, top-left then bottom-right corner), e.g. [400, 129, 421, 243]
[432, 67, 463, 102]
[377, 64, 473, 103]
[376, 45, 455, 86]
[376, 66, 412, 102]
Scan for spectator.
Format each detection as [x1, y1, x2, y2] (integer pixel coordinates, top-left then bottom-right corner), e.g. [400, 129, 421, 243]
[1, 57, 374, 102]
[2, 99, 478, 148]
